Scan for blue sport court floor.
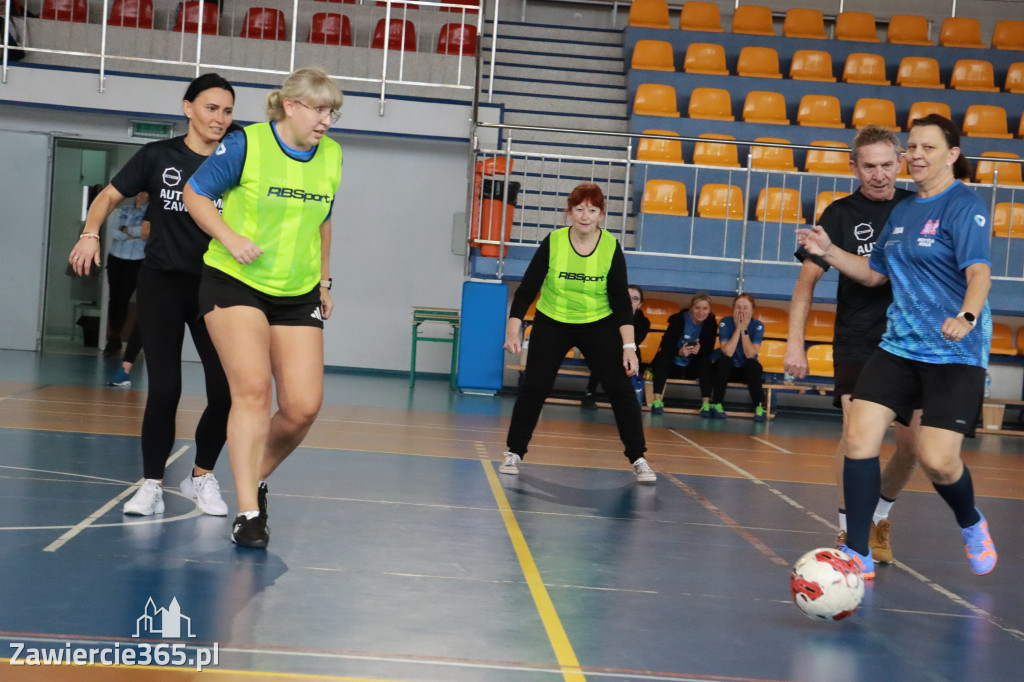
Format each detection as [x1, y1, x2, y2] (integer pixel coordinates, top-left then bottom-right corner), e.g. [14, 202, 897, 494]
[0, 349, 1022, 681]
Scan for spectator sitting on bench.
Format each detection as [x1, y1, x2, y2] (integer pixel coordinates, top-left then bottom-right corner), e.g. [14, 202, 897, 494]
[649, 292, 718, 416]
[582, 285, 650, 410]
[711, 294, 768, 422]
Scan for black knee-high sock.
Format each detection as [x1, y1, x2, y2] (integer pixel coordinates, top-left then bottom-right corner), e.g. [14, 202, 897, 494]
[933, 466, 981, 529]
[843, 457, 880, 555]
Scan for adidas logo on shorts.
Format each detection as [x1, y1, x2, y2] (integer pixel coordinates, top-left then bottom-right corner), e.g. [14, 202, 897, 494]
[310, 307, 323, 321]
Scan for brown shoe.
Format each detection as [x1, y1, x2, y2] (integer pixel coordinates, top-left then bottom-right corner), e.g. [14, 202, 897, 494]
[834, 529, 848, 549]
[870, 519, 893, 564]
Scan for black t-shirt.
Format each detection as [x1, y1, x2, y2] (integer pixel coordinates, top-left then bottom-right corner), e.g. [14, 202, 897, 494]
[796, 188, 914, 358]
[111, 136, 219, 275]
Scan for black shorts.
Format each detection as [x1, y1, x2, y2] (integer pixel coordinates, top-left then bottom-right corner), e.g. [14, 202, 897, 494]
[198, 266, 324, 328]
[852, 349, 984, 437]
[832, 360, 866, 409]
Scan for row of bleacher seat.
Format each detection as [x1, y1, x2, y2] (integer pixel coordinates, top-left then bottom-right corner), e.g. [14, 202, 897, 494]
[629, 1, 1024, 51]
[636, 42, 1024, 95]
[633, 84, 1024, 139]
[36, 0, 477, 52]
[634, 131, 1024, 186]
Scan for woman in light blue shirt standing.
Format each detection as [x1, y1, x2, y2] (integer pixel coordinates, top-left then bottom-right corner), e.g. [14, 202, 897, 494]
[106, 192, 148, 387]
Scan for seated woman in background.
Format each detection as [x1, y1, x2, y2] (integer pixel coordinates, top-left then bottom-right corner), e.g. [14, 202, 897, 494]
[711, 294, 767, 421]
[581, 284, 650, 409]
[648, 292, 718, 416]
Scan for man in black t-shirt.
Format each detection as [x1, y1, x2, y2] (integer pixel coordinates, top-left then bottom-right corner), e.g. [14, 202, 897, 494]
[786, 125, 921, 569]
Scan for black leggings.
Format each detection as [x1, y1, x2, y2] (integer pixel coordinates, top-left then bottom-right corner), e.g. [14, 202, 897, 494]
[136, 266, 231, 480]
[651, 351, 712, 397]
[712, 357, 765, 406]
[106, 256, 144, 364]
[507, 314, 646, 462]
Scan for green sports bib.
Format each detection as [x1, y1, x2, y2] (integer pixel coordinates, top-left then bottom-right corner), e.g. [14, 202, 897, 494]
[537, 227, 617, 324]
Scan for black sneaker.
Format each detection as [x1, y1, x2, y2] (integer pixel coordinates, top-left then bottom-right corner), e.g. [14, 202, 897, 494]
[580, 392, 598, 411]
[231, 514, 268, 549]
[257, 482, 270, 531]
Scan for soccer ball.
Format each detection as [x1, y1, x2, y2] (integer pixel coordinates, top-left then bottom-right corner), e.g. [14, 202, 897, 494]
[790, 547, 865, 622]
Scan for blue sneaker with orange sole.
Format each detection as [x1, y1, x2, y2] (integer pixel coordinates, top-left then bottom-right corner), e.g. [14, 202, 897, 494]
[837, 542, 875, 580]
[962, 510, 997, 575]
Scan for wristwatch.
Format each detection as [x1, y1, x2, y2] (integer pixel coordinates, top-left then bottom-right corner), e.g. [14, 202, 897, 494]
[956, 311, 976, 328]
[742, 330, 749, 335]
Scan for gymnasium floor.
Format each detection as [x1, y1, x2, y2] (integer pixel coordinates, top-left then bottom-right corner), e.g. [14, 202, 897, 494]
[0, 349, 1022, 681]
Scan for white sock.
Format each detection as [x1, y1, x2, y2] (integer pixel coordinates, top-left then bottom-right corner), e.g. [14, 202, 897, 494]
[873, 497, 895, 525]
[242, 510, 259, 520]
[838, 511, 847, 532]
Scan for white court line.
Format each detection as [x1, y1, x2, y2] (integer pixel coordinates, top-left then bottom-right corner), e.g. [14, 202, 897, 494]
[751, 436, 792, 454]
[671, 429, 1024, 642]
[42, 445, 191, 553]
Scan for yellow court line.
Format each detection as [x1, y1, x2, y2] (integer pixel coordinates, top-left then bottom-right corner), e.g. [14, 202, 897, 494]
[479, 459, 586, 682]
[0, 659, 413, 680]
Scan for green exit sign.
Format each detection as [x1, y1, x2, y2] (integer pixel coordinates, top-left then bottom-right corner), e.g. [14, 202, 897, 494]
[129, 120, 174, 139]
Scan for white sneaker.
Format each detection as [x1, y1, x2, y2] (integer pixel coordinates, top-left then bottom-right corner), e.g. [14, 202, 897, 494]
[499, 452, 521, 475]
[180, 472, 229, 516]
[632, 457, 657, 484]
[123, 479, 165, 515]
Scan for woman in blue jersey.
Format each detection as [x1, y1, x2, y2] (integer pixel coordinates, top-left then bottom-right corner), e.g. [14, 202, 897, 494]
[183, 67, 344, 548]
[69, 73, 235, 519]
[648, 292, 717, 416]
[500, 183, 654, 483]
[710, 294, 767, 421]
[797, 114, 997, 579]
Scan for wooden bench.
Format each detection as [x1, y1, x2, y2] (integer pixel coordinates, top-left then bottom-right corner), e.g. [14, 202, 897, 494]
[979, 398, 1024, 435]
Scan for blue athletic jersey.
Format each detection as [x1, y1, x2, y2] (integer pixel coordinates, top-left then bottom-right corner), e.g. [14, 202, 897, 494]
[189, 123, 333, 218]
[868, 181, 992, 367]
[718, 316, 765, 367]
[673, 311, 704, 367]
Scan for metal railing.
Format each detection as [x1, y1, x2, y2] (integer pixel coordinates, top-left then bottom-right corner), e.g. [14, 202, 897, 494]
[1, 0, 481, 111]
[469, 124, 1024, 285]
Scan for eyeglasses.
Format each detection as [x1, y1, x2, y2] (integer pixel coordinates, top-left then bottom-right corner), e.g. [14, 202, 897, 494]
[629, 296, 642, 302]
[292, 100, 340, 124]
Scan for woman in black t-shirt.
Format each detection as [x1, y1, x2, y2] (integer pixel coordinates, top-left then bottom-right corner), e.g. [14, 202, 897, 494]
[69, 74, 236, 519]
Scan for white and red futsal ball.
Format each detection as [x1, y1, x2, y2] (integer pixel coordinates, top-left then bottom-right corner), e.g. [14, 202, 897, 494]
[790, 547, 865, 621]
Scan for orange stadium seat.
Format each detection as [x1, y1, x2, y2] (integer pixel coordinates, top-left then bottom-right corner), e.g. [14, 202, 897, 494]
[440, 0, 478, 14]
[756, 306, 789, 339]
[852, 98, 899, 131]
[241, 8, 286, 40]
[41, 0, 87, 21]
[759, 339, 787, 374]
[693, 134, 741, 168]
[109, 0, 153, 28]
[712, 302, 732, 320]
[951, 60, 999, 92]
[1020, 111, 1024, 139]
[639, 331, 663, 363]
[940, 17, 985, 48]
[642, 180, 689, 216]
[897, 57, 944, 89]
[990, 323, 1017, 355]
[631, 40, 675, 72]
[886, 14, 931, 46]
[437, 23, 476, 55]
[1019, 328, 1024, 356]
[783, 8, 826, 39]
[992, 20, 1024, 50]
[634, 84, 680, 117]
[806, 142, 852, 175]
[750, 138, 797, 172]
[806, 344, 834, 377]
[797, 95, 844, 129]
[376, 0, 419, 9]
[743, 91, 789, 125]
[173, 0, 218, 34]
[641, 298, 676, 330]
[756, 188, 804, 223]
[679, 1, 722, 32]
[814, 191, 850, 222]
[628, 0, 670, 29]
[308, 12, 352, 45]
[908, 101, 951, 128]
[963, 105, 1013, 139]
[688, 87, 734, 121]
[1005, 63, 1024, 94]
[805, 310, 836, 342]
[698, 184, 744, 219]
[835, 11, 878, 42]
[372, 18, 416, 50]
[843, 53, 889, 85]
[731, 4, 773, 36]
[790, 50, 835, 82]
[994, 202, 1024, 237]
[637, 130, 684, 164]
[736, 46, 782, 79]
[975, 152, 1024, 186]
[684, 43, 729, 75]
